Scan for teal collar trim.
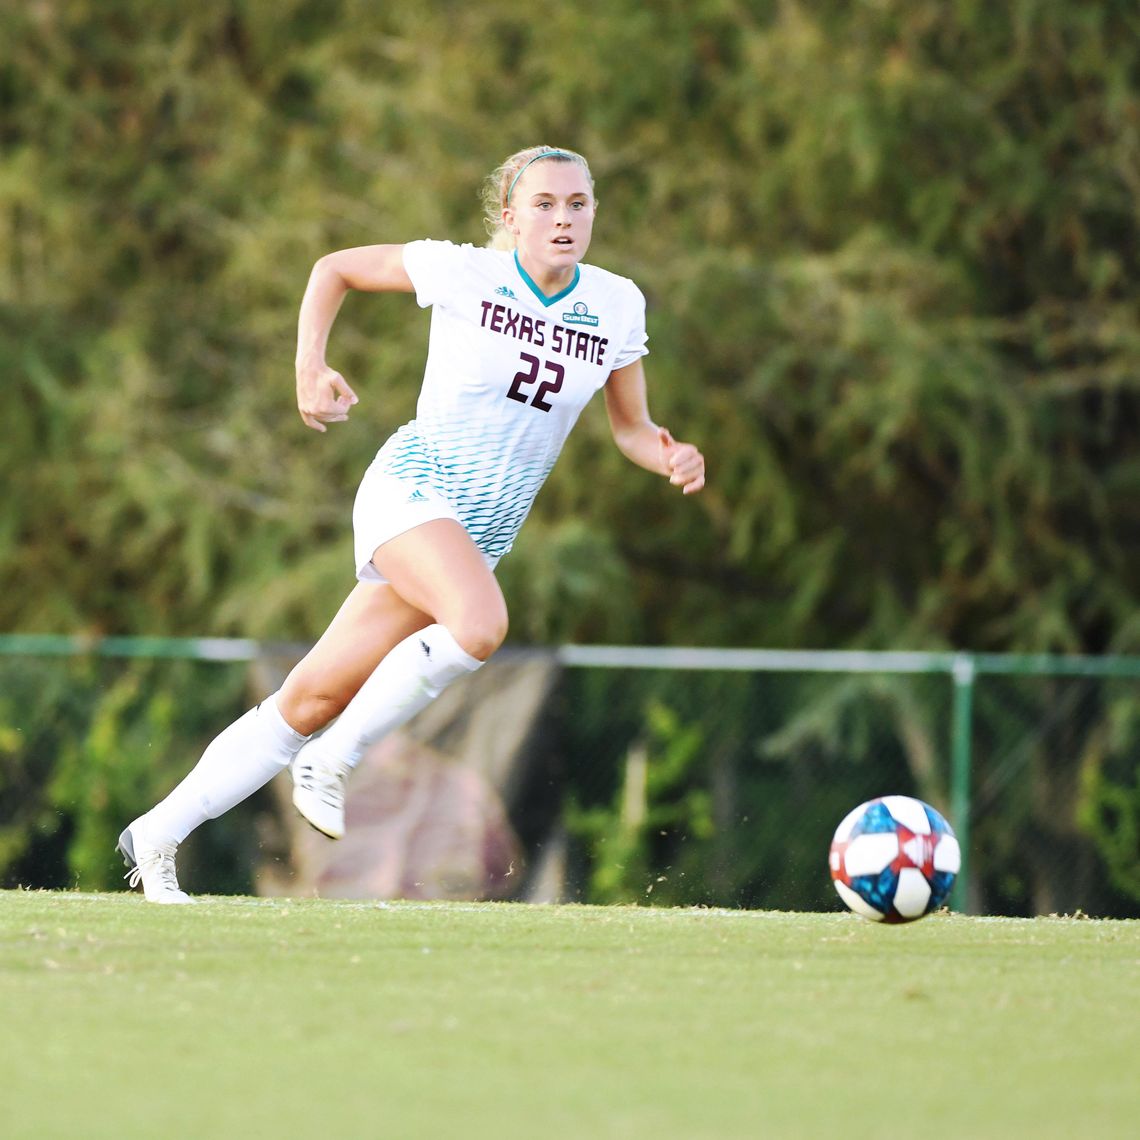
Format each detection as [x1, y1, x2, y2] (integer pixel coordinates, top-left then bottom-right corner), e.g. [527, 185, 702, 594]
[514, 251, 580, 308]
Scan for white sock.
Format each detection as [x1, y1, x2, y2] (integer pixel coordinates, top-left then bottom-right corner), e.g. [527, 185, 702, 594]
[302, 623, 483, 772]
[141, 693, 309, 845]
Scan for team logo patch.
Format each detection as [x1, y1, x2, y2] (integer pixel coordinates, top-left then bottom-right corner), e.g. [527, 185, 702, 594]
[562, 301, 599, 326]
[495, 285, 517, 299]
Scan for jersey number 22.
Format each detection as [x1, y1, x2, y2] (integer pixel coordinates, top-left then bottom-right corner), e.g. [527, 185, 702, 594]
[506, 352, 564, 413]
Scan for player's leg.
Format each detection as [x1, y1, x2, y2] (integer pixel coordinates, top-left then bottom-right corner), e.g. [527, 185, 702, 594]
[291, 518, 507, 838]
[121, 582, 429, 902]
[367, 517, 509, 661]
[276, 581, 434, 735]
[118, 694, 307, 904]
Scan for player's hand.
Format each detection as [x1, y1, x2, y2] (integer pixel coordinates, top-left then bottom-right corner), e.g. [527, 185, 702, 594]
[296, 362, 359, 432]
[658, 426, 705, 495]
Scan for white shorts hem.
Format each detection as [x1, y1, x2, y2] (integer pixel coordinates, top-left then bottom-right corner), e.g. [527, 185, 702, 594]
[351, 465, 500, 583]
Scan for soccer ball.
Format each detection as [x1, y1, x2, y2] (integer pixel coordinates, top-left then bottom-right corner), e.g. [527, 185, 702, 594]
[829, 795, 961, 923]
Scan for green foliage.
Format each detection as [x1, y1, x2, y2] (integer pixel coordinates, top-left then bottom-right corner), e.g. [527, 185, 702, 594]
[2, 1, 1136, 651]
[562, 665, 1140, 916]
[1077, 694, 1140, 901]
[963, 674, 1140, 916]
[0, 657, 247, 890]
[0, 660, 85, 881]
[562, 668, 923, 910]
[567, 699, 714, 904]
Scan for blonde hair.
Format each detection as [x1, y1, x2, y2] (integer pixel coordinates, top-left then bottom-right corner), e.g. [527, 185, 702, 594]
[481, 145, 594, 250]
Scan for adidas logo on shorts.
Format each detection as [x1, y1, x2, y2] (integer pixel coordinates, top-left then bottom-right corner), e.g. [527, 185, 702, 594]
[406, 488, 429, 503]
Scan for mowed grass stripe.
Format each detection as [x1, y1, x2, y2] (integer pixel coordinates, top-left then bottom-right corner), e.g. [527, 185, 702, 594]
[1, 892, 1137, 1140]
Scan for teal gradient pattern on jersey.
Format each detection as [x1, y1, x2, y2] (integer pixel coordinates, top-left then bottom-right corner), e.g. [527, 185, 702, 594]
[374, 412, 563, 558]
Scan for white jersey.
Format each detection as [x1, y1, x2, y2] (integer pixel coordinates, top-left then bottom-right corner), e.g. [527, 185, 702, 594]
[370, 239, 649, 558]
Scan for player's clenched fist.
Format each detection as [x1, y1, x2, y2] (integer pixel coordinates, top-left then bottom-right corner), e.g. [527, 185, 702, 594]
[297, 362, 358, 432]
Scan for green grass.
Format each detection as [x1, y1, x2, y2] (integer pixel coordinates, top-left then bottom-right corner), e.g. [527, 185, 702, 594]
[1, 892, 1137, 1139]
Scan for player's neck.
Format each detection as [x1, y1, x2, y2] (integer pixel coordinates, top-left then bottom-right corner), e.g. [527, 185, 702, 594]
[515, 251, 578, 299]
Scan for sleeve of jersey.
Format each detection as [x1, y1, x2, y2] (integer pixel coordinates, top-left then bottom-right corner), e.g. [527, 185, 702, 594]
[609, 281, 650, 371]
[401, 239, 470, 309]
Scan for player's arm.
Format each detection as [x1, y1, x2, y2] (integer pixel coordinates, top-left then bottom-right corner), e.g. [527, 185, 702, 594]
[603, 359, 705, 494]
[296, 245, 416, 432]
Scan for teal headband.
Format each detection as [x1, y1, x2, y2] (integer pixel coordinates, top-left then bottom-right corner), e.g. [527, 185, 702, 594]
[506, 149, 577, 204]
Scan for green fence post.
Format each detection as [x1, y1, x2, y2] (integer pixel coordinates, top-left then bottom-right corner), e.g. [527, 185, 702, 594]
[949, 654, 975, 913]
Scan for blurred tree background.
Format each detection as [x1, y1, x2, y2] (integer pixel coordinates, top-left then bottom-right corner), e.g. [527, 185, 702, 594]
[2, 0, 1139, 910]
[4, 0, 1137, 652]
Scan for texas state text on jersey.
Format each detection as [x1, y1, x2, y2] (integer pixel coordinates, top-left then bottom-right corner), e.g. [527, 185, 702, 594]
[369, 240, 649, 558]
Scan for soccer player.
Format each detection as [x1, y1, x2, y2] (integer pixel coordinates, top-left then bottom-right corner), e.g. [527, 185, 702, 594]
[118, 145, 706, 902]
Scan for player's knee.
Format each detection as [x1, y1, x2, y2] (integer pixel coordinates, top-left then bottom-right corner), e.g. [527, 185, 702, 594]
[449, 604, 508, 662]
[276, 687, 348, 738]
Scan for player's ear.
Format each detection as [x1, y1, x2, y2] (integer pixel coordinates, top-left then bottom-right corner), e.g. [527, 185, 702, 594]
[501, 206, 518, 235]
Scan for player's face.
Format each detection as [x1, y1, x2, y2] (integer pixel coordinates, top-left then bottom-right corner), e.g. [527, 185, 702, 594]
[504, 162, 595, 284]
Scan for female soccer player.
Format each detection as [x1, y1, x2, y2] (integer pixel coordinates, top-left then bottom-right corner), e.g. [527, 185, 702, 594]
[119, 145, 706, 902]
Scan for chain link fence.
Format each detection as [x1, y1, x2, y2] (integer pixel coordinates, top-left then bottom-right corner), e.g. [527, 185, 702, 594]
[555, 648, 1140, 918]
[1, 637, 1138, 917]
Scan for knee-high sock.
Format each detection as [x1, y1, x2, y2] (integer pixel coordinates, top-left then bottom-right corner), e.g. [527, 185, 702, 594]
[142, 693, 309, 845]
[301, 623, 483, 772]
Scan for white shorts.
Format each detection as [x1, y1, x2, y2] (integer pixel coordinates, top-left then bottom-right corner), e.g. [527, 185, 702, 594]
[351, 464, 499, 583]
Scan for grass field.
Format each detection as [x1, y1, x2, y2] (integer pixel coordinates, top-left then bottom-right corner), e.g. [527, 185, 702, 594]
[2, 892, 1137, 1139]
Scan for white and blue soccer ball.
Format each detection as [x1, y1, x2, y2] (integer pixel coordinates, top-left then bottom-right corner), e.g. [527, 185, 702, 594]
[829, 795, 961, 923]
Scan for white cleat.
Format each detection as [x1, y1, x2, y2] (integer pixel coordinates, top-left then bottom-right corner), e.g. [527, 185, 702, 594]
[117, 821, 193, 904]
[291, 752, 349, 839]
